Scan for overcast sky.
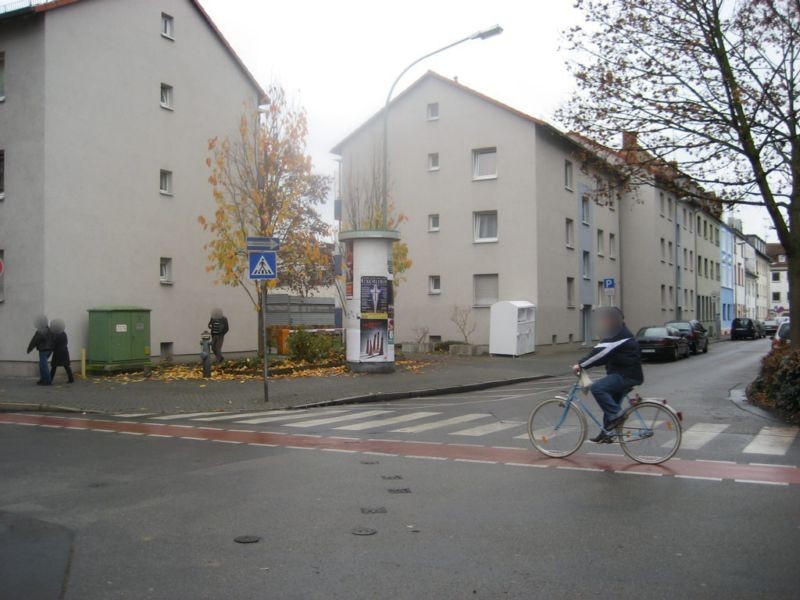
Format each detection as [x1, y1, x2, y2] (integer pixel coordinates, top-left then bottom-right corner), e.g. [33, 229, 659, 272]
[201, 0, 775, 242]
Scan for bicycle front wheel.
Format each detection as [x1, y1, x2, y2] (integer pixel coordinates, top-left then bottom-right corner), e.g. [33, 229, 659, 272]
[618, 401, 681, 464]
[528, 398, 587, 458]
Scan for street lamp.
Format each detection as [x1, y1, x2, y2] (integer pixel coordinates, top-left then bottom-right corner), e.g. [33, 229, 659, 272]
[380, 24, 503, 227]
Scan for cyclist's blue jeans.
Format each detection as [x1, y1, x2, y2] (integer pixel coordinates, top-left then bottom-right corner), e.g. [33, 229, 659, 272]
[591, 374, 638, 429]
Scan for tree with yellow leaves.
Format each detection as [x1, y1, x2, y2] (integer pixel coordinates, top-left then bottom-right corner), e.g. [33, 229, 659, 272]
[199, 83, 330, 356]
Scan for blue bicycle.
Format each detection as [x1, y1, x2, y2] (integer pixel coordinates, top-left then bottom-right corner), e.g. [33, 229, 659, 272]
[528, 373, 682, 464]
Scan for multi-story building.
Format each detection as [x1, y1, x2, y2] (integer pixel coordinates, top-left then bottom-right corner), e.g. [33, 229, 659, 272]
[694, 210, 723, 336]
[333, 72, 623, 348]
[767, 243, 790, 316]
[0, 0, 265, 373]
[746, 235, 771, 320]
[719, 223, 735, 334]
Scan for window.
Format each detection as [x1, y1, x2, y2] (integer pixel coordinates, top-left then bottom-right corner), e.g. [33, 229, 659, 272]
[684, 289, 689, 307]
[609, 233, 616, 259]
[564, 160, 573, 190]
[660, 238, 666, 261]
[160, 83, 173, 109]
[661, 285, 666, 309]
[426, 102, 439, 120]
[596, 281, 604, 307]
[682, 208, 687, 227]
[659, 192, 665, 216]
[597, 229, 605, 255]
[472, 148, 497, 180]
[473, 274, 498, 307]
[715, 228, 720, 246]
[697, 254, 702, 273]
[581, 195, 590, 225]
[159, 169, 173, 195]
[667, 196, 673, 220]
[565, 218, 575, 248]
[159, 257, 173, 284]
[772, 291, 781, 302]
[716, 262, 721, 281]
[703, 220, 708, 239]
[0, 249, 4, 302]
[779, 254, 786, 262]
[474, 211, 498, 242]
[0, 150, 4, 200]
[697, 215, 702, 233]
[668, 241, 673, 264]
[772, 272, 780, 282]
[690, 250, 694, 271]
[0, 52, 4, 100]
[429, 275, 441, 295]
[427, 152, 439, 171]
[683, 248, 688, 268]
[428, 214, 440, 232]
[161, 13, 174, 39]
[668, 286, 674, 309]
[582, 251, 590, 280]
[704, 258, 709, 278]
[567, 277, 576, 308]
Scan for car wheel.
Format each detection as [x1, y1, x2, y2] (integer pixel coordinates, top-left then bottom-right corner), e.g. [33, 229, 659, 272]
[702, 341, 709, 353]
[691, 343, 698, 355]
[671, 347, 679, 362]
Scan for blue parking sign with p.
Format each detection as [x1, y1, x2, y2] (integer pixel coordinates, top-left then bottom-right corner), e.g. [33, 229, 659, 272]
[248, 251, 277, 281]
[603, 278, 615, 290]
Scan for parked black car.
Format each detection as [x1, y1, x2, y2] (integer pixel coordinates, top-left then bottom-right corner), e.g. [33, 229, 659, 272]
[636, 326, 691, 361]
[731, 318, 761, 340]
[665, 319, 709, 354]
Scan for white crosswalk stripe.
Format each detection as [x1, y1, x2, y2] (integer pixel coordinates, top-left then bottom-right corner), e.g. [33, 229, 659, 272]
[115, 413, 158, 418]
[237, 411, 345, 425]
[666, 422, 728, 450]
[336, 412, 441, 431]
[743, 426, 799, 456]
[192, 411, 296, 422]
[450, 422, 522, 437]
[151, 412, 226, 420]
[391, 414, 489, 433]
[285, 410, 392, 428]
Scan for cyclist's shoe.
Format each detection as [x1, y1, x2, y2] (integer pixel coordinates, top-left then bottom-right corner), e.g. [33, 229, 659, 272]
[606, 415, 626, 430]
[590, 431, 613, 444]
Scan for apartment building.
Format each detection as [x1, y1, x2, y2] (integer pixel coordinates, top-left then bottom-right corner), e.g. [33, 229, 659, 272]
[767, 243, 790, 316]
[746, 235, 771, 320]
[719, 223, 735, 334]
[695, 210, 723, 335]
[332, 72, 621, 348]
[0, 0, 264, 373]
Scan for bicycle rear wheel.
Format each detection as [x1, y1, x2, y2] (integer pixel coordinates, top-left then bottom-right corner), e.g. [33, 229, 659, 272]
[528, 398, 587, 458]
[618, 401, 681, 464]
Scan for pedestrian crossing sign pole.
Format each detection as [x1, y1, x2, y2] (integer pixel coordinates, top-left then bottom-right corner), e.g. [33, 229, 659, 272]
[247, 237, 280, 403]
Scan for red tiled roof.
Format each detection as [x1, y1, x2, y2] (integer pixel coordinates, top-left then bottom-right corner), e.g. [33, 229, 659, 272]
[17, 0, 265, 99]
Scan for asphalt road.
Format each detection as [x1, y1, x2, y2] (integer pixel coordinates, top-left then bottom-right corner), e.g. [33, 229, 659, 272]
[1, 339, 798, 599]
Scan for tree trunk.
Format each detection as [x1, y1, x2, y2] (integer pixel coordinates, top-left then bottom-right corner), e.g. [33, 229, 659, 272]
[789, 253, 800, 350]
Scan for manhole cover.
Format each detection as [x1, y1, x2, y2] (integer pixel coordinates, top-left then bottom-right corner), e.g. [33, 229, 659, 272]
[351, 527, 378, 536]
[360, 507, 388, 514]
[234, 536, 261, 544]
[387, 488, 412, 494]
[360, 461, 379, 465]
[381, 475, 403, 480]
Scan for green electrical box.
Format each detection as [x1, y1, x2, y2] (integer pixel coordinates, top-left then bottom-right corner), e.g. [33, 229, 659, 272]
[87, 306, 151, 372]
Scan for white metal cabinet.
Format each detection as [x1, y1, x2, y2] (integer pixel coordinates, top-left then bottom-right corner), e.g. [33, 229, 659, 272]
[489, 301, 536, 356]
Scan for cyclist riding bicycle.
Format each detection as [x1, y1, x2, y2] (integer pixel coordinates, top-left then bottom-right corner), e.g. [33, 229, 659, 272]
[571, 307, 644, 443]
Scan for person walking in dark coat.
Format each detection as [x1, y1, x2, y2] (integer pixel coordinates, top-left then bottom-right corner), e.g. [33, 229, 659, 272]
[208, 308, 229, 363]
[26, 315, 56, 385]
[49, 318, 75, 384]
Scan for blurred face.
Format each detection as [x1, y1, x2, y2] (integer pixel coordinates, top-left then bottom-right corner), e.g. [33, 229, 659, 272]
[34, 315, 49, 331]
[211, 308, 223, 319]
[598, 313, 620, 337]
[50, 319, 65, 334]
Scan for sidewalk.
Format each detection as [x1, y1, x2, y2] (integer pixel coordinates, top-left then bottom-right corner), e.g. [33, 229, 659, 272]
[0, 350, 583, 414]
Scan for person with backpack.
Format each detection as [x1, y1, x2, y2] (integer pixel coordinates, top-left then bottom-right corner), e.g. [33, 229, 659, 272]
[49, 318, 75, 384]
[207, 308, 230, 363]
[26, 315, 56, 386]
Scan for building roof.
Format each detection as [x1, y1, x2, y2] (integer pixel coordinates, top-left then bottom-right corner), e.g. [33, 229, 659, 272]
[766, 243, 787, 266]
[0, 0, 266, 99]
[331, 70, 572, 155]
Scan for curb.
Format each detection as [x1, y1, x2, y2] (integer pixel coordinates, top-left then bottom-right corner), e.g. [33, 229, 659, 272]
[0, 402, 101, 414]
[727, 386, 782, 423]
[289, 374, 554, 410]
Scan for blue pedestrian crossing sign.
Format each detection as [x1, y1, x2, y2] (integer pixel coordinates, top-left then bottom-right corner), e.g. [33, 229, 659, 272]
[248, 251, 277, 281]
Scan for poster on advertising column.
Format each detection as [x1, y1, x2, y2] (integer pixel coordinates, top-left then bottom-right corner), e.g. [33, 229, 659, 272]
[360, 319, 388, 361]
[360, 275, 388, 319]
[344, 241, 354, 299]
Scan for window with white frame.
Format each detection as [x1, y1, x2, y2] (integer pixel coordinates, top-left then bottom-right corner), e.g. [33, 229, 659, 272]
[474, 211, 498, 242]
[0, 53, 5, 100]
[597, 229, 605, 256]
[429, 275, 441, 295]
[609, 233, 616, 259]
[564, 160, 573, 190]
[668, 241, 673, 264]
[682, 207, 687, 227]
[669, 286, 673, 309]
[427, 152, 439, 171]
[428, 214, 440, 232]
[473, 274, 498, 307]
[581, 195, 590, 225]
[161, 13, 174, 39]
[660, 238, 666, 261]
[426, 102, 439, 120]
[667, 196, 673, 220]
[565, 218, 575, 248]
[596, 281, 604, 307]
[779, 254, 786, 262]
[160, 257, 173, 283]
[159, 169, 173, 195]
[160, 83, 173, 109]
[683, 248, 688, 268]
[661, 284, 666, 309]
[472, 148, 497, 180]
[567, 277, 575, 307]
[660, 192, 665, 216]
[582, 251, 590, 279]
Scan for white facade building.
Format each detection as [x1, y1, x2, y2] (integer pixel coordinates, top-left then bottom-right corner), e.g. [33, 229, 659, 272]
[767, 243, 790, 316]
[0, 0, 265, 373]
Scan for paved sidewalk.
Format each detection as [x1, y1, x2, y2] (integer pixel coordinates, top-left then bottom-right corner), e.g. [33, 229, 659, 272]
[0, 350, 584, 414]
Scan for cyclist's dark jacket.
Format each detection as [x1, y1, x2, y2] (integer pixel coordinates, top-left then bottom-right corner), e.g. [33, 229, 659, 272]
[578, 324, 644, 384]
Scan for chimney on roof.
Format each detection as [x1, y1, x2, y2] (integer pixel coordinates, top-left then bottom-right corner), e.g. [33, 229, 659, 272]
[622, 131, 638, 150]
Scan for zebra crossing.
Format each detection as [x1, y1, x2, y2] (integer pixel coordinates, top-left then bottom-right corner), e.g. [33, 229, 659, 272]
[113, 407, 800, 458]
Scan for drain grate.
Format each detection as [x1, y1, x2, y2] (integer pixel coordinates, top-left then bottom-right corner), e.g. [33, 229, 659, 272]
[360, 461, 380, 465]
[233, 536, 261, 544]
[387, 488, 412, 494]
[381, 475, 403, 480]
[360, 507, 388, 514]
[351, 527, 378, 536]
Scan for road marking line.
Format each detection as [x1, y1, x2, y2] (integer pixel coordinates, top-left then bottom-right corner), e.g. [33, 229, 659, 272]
[228, 429, 256, 433]
[696, 459, 737, 464]
[168, 424, 195, 429]
[556, 466, 604, 472]
[321, 448, 358, 454]
[363, 451, 397, 457]
[743, 426, 799, 456]
[614, 470, 662, 477]
[291, 433, 322, 438]
[674, 475, 722, 482]
[367, 438, 397, 443]
[13, 423, 37, 426]
[454, 458, 497, 464]
[392, 414, 489, 433]
[182, 437, 208, 441]
[115, 413, 158, 418]
[39, 425, 63, 429]
[329, 436, 360, 441]
[147, 434, 173, 438]
[287, 410, 392, 428]
[336, 412, 441, 431]
[447, 443, 486, 448]
[504, 462, 548, 468]
[492, 446, 524, 450]
[734, 479, 789, 486]
[748, 463, 797, 469]
[65, 426, 87, 430]
[405, 455, 447, 461]
[119, 431, 143, 436]
[449, 422, 521, 437]
[192, 411, 282, 422]
[670, 422, 729, 450]
[91, 429, 116, 433]
[587, 452, 622, 457]
[151, 412, 223, 420]
[197, 427, 224, 431]
[249, 443, 278, 447]
[212, 439, 243, 444]
[403, 440, 443, 445]
[285, 446, 316, 450]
